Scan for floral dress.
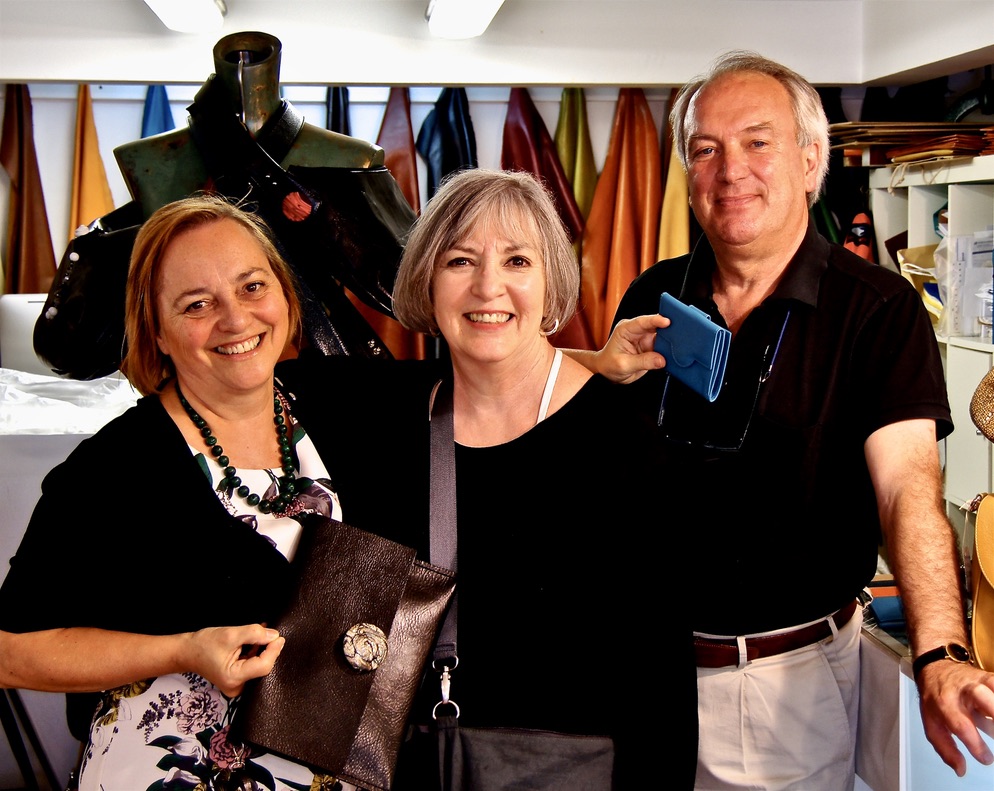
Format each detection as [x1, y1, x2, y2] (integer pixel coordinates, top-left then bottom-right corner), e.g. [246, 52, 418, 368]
[78, 419, 359, 791]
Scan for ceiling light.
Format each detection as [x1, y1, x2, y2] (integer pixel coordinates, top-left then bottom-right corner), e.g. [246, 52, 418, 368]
[425, 0, 505, 39]
[142, 0, 227, 34]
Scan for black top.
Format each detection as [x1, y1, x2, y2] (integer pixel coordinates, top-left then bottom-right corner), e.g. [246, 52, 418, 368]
[0, 395, 294, 635]
[614, 221, 952, 635]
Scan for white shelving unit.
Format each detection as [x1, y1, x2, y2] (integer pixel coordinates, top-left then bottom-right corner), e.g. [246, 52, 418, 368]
[871, 155, 994, 256]
[869, 155, 994, 519]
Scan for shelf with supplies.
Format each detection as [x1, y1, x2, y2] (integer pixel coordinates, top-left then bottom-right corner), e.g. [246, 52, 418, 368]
[869, 153, 994, 260]
[868, 155, 994, 529]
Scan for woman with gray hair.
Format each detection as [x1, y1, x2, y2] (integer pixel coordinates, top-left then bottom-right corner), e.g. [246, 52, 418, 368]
[378, 167, 697, 787]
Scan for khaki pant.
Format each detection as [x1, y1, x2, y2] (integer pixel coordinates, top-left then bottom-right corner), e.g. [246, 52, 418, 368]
[695, 607, 863, 791]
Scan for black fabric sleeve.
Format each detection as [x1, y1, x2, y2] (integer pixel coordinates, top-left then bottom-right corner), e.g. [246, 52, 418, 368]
[851, 282, 953, 441]
[0, 398, 292, 636]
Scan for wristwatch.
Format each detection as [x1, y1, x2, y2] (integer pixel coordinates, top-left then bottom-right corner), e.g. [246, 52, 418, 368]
[912, 642, 974, 680]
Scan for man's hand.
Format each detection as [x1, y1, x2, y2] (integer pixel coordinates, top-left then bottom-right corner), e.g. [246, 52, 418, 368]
[917, 654, 994, 775]
[565, 314, 669, 383]
[187, 624, 285, 698]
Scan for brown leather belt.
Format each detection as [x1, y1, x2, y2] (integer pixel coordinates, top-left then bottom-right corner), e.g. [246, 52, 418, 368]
[694, 599, 859, 668]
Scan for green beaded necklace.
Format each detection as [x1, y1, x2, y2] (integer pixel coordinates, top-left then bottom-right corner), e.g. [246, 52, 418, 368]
[176, 381, 298, 515]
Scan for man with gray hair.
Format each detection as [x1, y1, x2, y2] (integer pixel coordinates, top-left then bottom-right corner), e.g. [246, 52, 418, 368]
[572, 50, 994, 789]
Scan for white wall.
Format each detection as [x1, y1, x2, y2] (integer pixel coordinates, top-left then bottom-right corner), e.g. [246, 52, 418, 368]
[1, 1, 871, 86]
[2, 1, 993, 87]
[862, 0, 994, 84]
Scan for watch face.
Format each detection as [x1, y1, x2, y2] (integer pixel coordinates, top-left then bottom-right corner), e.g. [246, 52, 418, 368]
[948, 642, 972, 662]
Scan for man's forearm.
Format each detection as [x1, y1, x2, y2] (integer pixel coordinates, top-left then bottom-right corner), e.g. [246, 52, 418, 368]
[561, 347, 601, 375]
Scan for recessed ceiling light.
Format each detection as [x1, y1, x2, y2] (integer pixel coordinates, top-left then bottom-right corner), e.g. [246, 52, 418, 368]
[142, 0, 227, 34]
[425, 0, 505, 39]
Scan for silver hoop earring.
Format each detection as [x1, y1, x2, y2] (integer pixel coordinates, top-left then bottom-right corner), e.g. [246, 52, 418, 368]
[540, 318, 560, 336]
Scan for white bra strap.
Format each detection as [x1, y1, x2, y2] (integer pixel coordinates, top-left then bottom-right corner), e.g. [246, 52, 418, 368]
[536, 348, 563, 424]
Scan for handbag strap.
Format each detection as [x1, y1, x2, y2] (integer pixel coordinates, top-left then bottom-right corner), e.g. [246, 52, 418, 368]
[429, 377, 458, 661]
[428, 377, 462, 719]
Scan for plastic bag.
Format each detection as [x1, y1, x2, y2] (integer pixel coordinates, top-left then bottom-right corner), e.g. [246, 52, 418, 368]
[0, 368, 137, 435]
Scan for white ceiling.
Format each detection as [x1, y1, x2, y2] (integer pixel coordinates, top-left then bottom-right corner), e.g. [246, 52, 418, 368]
[0, 0, 992, 87]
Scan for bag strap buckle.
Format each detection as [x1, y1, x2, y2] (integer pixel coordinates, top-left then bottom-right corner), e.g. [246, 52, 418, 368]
[432, 657, 460, 720]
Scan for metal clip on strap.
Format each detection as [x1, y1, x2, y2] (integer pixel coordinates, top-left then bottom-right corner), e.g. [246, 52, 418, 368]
[431, 659, 460, 719]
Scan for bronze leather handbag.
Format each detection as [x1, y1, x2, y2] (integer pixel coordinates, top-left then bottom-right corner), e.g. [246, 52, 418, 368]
[236, 515, 456, 791]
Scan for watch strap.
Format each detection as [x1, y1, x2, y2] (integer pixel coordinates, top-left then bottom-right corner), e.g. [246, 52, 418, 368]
[912, 642, 974, 679]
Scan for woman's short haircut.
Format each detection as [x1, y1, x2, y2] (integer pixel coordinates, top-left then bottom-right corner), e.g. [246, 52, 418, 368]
[120, 193, 302, 395]
[669, 50, 831, 207]
[392, 168, 579, 336]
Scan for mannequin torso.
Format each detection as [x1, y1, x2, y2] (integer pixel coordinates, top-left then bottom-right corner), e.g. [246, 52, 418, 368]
[114, 31, 384, 216]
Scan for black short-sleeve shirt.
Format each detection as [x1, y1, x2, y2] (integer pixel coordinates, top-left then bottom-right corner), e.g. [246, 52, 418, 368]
[614, 221, 952, 634]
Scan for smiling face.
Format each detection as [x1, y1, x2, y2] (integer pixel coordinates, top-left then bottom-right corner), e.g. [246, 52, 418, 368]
[685, 70, 820, 261]
[154, 218, 290, 403]
[432, 211, 547, 369]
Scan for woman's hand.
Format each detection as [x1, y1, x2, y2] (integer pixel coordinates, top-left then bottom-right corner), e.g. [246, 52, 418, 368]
[0, 625, 284, 694]
[186, 624, 285, 698]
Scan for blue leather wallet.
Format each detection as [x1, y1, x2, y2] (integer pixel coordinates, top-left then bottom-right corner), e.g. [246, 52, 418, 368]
[653, 292, 731, 402]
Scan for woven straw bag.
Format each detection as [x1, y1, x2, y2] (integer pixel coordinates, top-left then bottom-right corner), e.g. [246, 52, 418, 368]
[971, 368, 994, 443]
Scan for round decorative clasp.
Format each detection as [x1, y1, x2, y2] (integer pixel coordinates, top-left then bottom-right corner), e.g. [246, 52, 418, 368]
[343, 623, 388, 671]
